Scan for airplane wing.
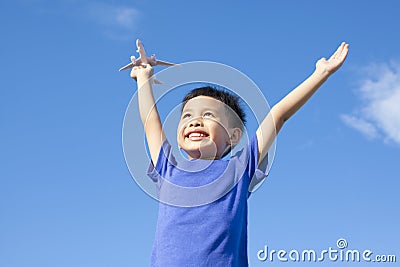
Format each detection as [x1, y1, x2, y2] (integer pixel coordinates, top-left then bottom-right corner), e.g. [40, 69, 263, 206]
[155, 60, 178, 66]
[119, 56, 141, 71]
[119, 58, 176, 71]
[119, 39, 178, 72]
[119, 62, 134, 71]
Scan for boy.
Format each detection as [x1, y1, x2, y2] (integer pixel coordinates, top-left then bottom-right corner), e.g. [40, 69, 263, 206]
[130, 42, 349, 266]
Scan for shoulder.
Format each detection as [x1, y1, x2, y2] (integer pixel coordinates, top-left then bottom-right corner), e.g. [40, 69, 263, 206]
[231, 134, 259, 165]
[231, 134, 269, 192]
[147, 139, 176, 182]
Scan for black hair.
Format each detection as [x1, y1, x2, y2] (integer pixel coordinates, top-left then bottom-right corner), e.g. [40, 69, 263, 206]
[181, 86, 246, 130]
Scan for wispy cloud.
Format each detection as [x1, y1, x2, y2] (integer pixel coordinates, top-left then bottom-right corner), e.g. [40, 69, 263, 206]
[84, 2, 140, 39]
[23, 1, 140, 40]
[340, 114, 378, 139]
[341, 62, 400, 145]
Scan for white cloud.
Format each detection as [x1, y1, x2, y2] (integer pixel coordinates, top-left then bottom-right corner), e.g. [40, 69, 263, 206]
[116, 9, 136, 27]
[84, 2, 140, 39]
[26, 1, 141, 39]
[340, 114, 378, 140]
[341, 62, 400, 145]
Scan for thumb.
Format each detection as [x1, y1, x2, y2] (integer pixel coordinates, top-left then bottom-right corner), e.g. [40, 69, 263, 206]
[316, 57, 327, 66]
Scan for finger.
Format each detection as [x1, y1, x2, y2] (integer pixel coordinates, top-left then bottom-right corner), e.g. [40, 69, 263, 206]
[319, 57, 328, 66]
[336, 42, 348, 59]
[329, 43, 343, 61]
[338, 43, 349, 61]
[130, 70, 137, 80]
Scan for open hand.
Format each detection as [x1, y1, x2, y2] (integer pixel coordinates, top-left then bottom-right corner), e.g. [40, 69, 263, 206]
[316, 42, 349, 75]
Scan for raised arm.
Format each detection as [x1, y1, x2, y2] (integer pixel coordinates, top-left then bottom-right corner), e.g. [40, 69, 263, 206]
[256, 42, 349, 162]
[131, 64, 166, 165]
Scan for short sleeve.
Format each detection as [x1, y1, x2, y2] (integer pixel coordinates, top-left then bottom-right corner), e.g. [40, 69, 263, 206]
[234, 134, 269, 193]
[147, 140, 176, 183]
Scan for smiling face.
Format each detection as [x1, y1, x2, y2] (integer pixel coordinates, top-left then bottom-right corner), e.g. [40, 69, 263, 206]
[177, 96, 242, 160]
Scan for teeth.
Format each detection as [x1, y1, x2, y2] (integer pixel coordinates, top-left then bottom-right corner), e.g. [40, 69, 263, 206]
[188, 132, 206, 138]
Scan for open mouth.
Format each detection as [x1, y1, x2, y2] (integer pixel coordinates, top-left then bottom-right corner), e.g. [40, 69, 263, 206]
[185, 130, 209, 141]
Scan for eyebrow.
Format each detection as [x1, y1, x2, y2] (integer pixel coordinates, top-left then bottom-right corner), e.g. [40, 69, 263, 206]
[182, 106, 220, 112]
[181, 108, 193, 113]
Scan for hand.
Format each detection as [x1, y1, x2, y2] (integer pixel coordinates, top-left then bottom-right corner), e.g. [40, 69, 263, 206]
[316, 42, 349, 75]
[130, 63, 154, 82]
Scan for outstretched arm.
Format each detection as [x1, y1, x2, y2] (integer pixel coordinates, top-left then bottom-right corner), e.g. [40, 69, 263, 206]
[256, 42, 349, 162]
[132, 64, 166, 165]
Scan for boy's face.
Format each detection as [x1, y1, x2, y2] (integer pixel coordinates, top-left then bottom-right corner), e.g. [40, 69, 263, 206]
[177, 96, 241, 160]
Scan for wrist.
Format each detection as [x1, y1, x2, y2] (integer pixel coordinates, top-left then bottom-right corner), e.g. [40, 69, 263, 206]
[136, 73, 151, 84]
[313, 68, 331, 80]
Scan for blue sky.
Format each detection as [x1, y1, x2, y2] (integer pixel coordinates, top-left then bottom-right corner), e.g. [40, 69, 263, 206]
[1, 0, 399, 266]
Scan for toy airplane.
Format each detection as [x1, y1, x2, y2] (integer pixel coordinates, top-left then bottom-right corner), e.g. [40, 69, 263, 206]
[119, 39, 177, 72]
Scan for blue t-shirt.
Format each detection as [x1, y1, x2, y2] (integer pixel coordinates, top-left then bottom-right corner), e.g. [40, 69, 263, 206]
[147, 134, 268, 267]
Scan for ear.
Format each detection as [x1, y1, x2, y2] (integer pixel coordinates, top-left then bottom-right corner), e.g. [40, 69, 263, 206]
[228, 127, 242, 146]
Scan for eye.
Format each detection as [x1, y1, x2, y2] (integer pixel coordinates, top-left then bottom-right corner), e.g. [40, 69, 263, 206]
[203, 112, 214, 118]
[182, 113, 191, 119]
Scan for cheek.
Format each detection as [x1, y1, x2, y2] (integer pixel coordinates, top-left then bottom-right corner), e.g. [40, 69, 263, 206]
[177, 121, 185, 136]
[210, 123, 229, 140]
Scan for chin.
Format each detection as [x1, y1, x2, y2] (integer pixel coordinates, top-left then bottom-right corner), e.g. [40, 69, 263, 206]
[181, 147, 215, 160]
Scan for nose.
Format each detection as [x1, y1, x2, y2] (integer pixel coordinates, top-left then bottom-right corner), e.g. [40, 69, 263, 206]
[189, 117, 203, 127]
